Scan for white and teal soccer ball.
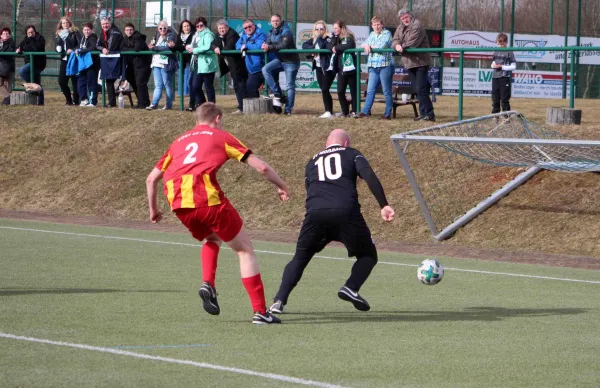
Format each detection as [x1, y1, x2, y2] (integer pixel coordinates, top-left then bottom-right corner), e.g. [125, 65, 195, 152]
[417, 259, 444, 285]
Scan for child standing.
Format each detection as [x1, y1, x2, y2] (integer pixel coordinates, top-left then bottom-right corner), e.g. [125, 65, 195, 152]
[491, 32, 516, 114]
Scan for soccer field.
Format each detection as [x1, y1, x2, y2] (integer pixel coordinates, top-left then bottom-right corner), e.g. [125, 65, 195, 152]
[1, 218, 599, 387]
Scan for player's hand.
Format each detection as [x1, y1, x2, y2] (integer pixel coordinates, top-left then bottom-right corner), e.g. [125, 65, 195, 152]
[395, 44, 403, 53]
[150, 209, 163, 223]
[277, 188, 290, 202]
[380, 206, 395, 222]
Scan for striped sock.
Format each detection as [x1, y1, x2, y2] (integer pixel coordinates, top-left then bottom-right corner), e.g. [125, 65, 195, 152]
[201, 242, 219, 287]
[242, 273, 266, 314]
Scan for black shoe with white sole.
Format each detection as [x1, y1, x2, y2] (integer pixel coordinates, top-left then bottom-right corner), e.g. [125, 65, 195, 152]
[269, 300, 284, 314]
[338, 286, 370, 311]
[198, 282, 220, 315]
[252, 311, 282, 325]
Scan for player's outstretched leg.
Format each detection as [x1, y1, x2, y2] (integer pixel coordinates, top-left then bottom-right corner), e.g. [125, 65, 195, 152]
[338, 285, 370, 311]
[338, 244, 378, 312]
[198, 235, 222, 315]
[199, 282, 220, 315]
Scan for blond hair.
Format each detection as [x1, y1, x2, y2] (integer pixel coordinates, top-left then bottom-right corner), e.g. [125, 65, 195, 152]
[195, 103, 223, 124]
[312, 20, 329, 40]
[333, 20, 354, 40]
[56, 16, 77, 35]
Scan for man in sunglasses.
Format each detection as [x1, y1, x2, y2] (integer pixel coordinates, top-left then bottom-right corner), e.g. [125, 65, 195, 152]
[235, 19, 267, 99]
[261, 14, 300, 115]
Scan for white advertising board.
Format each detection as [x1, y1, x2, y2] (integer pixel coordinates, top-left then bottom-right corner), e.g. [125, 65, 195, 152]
[442, 67, 572, 99]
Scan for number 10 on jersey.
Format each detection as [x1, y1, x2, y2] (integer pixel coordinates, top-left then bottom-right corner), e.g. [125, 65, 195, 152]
[315, 154, 342, 181]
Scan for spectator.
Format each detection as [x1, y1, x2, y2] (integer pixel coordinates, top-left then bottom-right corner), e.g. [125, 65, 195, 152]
[55, 16, 80, 105]
[329, 20, 358, 118]
[121, 22, 151, 109]
[356, 16, 394, 120]
[235, 19, 266, 98]
[75, 22, 100, 107]
[490, 32, 516, 114]
[188, 17, 217, 108]
[97, 17, 123, 108]
[393, 9, 435, 122]
[214, 19, 248, 114]
[302, 20, 335, 118]
[16, 25, 46, 105]
[261, 14, 300, 115]
[0, 27, 15, 105]
[175, 19, 195, 108]
[147, 21, 178, 110]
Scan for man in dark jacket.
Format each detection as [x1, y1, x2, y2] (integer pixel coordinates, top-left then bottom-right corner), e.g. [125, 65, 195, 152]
[121, 23, 151, 108]
[0, 27, 16, 105]
[214, 19, 248, 114]
[261, 14, 300, 115]
[16, 25, 46, 105]
[97, 17, 123, 107]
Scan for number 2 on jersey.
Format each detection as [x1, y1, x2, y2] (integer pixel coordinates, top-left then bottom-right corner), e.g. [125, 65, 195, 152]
[183, 142, 198, 165]
[315, 153, 342, 181]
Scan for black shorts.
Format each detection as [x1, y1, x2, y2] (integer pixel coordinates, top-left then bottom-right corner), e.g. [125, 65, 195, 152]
[297, 208, 376, 258]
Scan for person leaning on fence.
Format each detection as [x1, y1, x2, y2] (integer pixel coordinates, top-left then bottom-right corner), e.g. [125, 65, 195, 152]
[55, 16, 81, 106]
[16, 25, 46, 105]
[75, 22, 100, 107]
[393, 9, 435, 122]
[214, 19, 248, 114]
[120, 23, 151, 109]
[0, 27, 16, 105]
[356, 16, 394, 120]
[97, 17, 123, 108]
[175, 19, 195, 105]
[147, 21, 178, 110]
[329, 20, 358, 118]
[236, 19, 267, 99]
[188, 17, 217, 108]
[491, 32, 516, 114]
[302, 20, 335, 118]
[261, 14, 300, 115]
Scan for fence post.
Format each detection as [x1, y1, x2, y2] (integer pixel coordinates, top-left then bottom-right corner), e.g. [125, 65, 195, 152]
[13, 0, 17, 40]
[510, 0, 515, 47]
[500, 0, 504, 32]
[356, 51, 361, 113]
[570, 48, 575, 108]
[549, 0, 554, 34]
[562, 0, 570, 99]
[178, 51, 184, 111]
[458, 51, 464, 120]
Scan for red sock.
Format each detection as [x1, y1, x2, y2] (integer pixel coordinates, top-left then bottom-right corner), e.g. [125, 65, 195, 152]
[201, 242, 219, 287]
[241, 273, 266, 314]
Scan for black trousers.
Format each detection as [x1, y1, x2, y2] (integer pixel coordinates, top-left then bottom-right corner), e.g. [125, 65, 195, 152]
[232, 72, 248, 111]
[336, 72, 358, 115]
[246, 72, 265, 98]
[407, 65, 434, 118]
[316, 69, 335, 113]
[58, 60, 79, 104]
[491, 77, 511, 113]
[105, 79, 116, 107]
[274, 209, 378, 305]
[192, 71, 216, 107]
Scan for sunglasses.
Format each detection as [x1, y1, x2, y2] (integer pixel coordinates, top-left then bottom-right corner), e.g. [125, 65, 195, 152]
[316, 27, 325, 31]
[196, 24, 204, 28]
[158, 27, 167, 30]
[243, 25, 254, 30]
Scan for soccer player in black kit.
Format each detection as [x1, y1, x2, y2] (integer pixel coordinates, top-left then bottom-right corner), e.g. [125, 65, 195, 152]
[270, 128, 395, 314]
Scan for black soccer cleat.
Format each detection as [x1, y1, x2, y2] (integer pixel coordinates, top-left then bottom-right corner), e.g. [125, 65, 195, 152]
[338, 286, 370, 311]
[198, 282, 220, 316]
[252, 311, 282, 325]
[269, 300, 285, 314]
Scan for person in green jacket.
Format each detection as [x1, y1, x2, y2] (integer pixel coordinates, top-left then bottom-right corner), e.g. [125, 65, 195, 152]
[187, 17, 217, 107]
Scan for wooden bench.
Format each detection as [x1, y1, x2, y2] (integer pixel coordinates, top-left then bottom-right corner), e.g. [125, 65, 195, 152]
[358, 72, 419, 119]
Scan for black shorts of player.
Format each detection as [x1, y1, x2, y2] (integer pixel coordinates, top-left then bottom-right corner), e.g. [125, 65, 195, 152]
[297, 208, 376, 258]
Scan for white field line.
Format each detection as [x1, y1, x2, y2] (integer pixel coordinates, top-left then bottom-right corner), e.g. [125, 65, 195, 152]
[0, 333, 346, 388]
[1, 226, 599, 285]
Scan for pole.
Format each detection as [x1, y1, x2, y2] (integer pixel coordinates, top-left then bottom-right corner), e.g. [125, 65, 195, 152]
[356, 51, 361, 112]
[370, 0, 375, 22]
[569, 49, 575, 108]
[441, 0, 446, 33]
[549, 0, 554, 34]
[245, 0, 249, 19]
[225, 0, 228, 18]
[458, 51, 464, 120]
[61, 0, 65, 16]
[409, 0, 413, 12]
[576, 0, 581, 99]
[178, 52, 184, 111]
[138, 0, 141, 29]
[12, 0, 17, 42]
[40, 0, 45, 36]
[285, 0, 288, 21]
[74, 0, 77, 20]
[293, 0, 298, 37]
[510, 0, 515, 47]
[562, 0, 569, 99]
[159, 0, 163, 22]
[453, 0, 457, 30]
[112, 0, 115, 21]
[365, 0, 369, 25]
[209, 0, 212, 28]
[324, 0, 328, 23]
[500, 0, 504, 31]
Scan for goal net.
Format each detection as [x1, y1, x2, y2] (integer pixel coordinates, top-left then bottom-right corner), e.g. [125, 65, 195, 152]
[390, 111, 600, 241]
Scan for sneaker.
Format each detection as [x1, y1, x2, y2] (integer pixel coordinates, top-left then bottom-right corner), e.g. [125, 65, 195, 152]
[319, 111, 333, 119]
[355, 112, 370, 119]
[422, 115, 436, 122]
[162, 106, 172, 110]
[337, 286, 370, 311]
[84, 103, 96, 108]
[284, 112, 291, 116]
[186, 107, 194, 112]
[79, 99, 89, 107]
[349, 112, 358, 118]
[269, 300, 285, 314]
[333, 112, 347, 118]
[231, 109, 243, 114]
[252, 311, 281, 325]
[198, 282, 220, 315]
[146, 104, 157, 110]
[1, 97, 10, 105]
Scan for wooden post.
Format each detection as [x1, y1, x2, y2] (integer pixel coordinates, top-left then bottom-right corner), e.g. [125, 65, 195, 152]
[546, 107, 582, 125]
[243, 97, 274, 115]
[9, 93, 38, 105]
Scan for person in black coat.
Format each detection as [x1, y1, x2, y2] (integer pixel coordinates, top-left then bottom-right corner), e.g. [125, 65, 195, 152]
[76, 22, 100, 107]
[213, 19, 248, 114]
[97, 17, 123, 107]
[329, 20, 358, 117]
[55, 16, 81, 105]
[0, 27, 16, 105]
[302, 21, 336, 118]
[121, 23, 151, 108]
[175, 19, 195, 109]
[16, 25, 46, 105]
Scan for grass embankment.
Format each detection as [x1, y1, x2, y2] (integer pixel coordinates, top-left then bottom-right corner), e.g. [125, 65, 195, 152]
[1, 93, 600, 257]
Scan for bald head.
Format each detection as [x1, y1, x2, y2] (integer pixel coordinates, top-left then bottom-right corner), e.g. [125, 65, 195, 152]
[326, 129, 351, 147]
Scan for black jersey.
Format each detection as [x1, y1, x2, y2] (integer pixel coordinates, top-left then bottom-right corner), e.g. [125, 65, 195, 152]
[304, 145, 388, 212]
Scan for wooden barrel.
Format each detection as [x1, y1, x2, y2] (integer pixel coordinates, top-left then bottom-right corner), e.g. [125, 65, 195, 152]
[10, 93, 38, 106]
[546, 107, 582, 125]
[243, 97, 274, 115]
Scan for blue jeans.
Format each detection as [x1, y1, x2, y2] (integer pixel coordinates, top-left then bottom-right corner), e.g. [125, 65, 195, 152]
[18, 63, 44, 105]
[151, 67, 175, 108]
[362, 64, 394, 117]
[262, 58, 300, 113]
[179, 63, 190, 97]
[77, 68, 98, 105]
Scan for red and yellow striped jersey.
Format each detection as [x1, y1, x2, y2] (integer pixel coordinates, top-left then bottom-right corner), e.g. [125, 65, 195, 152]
[155, 125, 251, 210]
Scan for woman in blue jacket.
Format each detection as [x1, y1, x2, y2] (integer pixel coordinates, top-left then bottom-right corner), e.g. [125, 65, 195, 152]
[235, 19, 266, 98]
[147, 21, 178, 110]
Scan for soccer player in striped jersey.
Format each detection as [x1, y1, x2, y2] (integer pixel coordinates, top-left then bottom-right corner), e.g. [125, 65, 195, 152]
[146, 103, 290, 325]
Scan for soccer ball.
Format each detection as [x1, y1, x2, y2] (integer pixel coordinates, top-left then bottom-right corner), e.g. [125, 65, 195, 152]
[417, 259, 444, 285]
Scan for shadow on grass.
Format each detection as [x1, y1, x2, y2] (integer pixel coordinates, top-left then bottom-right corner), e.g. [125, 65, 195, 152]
[0, 288, 184, 296]
[277, 306, 589, 324]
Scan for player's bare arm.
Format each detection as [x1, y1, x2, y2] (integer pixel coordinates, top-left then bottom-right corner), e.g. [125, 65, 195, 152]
[244, 153, 290, 201]
[146, 167, 164, 223]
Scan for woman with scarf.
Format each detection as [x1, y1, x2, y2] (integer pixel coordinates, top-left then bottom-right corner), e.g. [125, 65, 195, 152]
[302, 20, 335, 118]
[175, 19, 195, 110]
[55, 16, 81, 105]
[188, 17, 217, 108]
[329, 20, 358, 118]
